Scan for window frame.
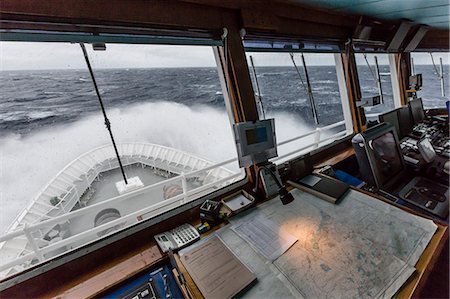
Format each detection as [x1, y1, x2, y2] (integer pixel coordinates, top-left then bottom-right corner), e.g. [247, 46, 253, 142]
[0, 38, 248, 287]
[242, 49, 354, 163]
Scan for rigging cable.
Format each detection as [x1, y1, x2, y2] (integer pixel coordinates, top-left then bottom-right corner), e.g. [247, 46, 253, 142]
[289, 52, 319, 125]
[249, 55, 266, 119]
[79, 43, 128, 184]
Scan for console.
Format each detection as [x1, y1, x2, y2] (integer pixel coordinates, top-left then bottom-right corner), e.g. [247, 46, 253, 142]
[352, 123, 449, 218]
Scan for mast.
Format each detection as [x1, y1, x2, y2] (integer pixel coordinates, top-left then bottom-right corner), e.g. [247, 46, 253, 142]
[79, 43, 128, 184]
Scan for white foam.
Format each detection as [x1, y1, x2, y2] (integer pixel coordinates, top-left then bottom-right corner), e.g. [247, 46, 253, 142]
[0, 102, 314, 234]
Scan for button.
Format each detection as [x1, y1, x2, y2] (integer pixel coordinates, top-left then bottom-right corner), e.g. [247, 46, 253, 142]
[425, 201, 433, 208]
[141, 289, 150, 297]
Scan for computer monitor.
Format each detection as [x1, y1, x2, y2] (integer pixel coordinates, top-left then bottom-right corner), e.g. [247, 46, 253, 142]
[379, 107, 414, 140]
[409, 98, 425, 124]
[379, 108, 401, 139]
[352, 123, 404, 189]
[409, 74, 422, 90]
[397, 107, 413, 138]
[233, 119, 277, 167]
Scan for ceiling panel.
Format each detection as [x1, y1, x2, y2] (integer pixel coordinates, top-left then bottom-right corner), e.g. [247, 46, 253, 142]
[284, 0, 450, 29]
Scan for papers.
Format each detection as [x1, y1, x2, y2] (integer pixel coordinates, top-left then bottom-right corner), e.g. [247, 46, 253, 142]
[179, 235, 256, 299]
[225, 188, 437, 298]
[231, 215, 297, 262]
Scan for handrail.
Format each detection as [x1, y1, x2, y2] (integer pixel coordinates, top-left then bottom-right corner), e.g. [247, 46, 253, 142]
[2, 122, 347, 242]
[278, 120, 345, 146]
[7, 142, 229, 231]
[0, 157, 238, 242]
[0, 171, 244, 274]
[273, 130, 347, 162]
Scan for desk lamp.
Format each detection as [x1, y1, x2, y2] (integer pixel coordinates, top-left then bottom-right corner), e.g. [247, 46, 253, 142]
[253, 165, 294, 205]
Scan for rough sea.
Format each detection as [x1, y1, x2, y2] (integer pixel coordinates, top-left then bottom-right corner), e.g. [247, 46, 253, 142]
[0, 64, 448, 232]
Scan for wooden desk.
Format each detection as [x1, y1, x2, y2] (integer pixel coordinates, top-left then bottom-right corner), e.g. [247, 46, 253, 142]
[26, 188, 447, 299]
[180, 189, 448, 299]
[314, 146, 355, 169]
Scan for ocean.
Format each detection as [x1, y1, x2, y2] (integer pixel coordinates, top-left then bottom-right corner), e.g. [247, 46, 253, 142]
[0, 64, 448, 232]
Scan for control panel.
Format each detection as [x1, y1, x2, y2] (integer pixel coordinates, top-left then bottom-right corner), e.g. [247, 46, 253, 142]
[104, 265, 183, 299]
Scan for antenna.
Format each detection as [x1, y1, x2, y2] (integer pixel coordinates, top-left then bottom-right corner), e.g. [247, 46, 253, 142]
[79, 43, 128, 184]
[290, 53, 319, 125]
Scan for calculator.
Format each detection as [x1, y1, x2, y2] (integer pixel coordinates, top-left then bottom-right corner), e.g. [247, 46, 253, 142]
[154, 223, 200, 253]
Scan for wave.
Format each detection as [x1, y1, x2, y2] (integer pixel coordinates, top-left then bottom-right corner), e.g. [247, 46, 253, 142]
[0, 101, 315, 233]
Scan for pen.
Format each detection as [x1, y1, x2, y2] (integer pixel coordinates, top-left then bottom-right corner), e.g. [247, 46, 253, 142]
[168, 249, 192, 299]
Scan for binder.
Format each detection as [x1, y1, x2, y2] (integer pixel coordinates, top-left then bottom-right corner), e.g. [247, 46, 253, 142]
[179, 235, 256, 299]
[288, 174, 350, 204]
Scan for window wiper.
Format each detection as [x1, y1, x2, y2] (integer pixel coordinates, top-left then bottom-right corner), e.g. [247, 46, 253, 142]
[289, 52, 319, 125]
[429, 52, 446, 97]
[249, 55, 266, 119]
[362, 53, 384, 105]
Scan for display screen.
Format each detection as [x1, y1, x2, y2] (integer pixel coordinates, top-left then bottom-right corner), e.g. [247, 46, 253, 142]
[379, 109, 400, 138]
[245, 127, 268, 145]
[410, 98, 425, 124]
[369, 131, 403, 186]
[233, 119, 277, 167]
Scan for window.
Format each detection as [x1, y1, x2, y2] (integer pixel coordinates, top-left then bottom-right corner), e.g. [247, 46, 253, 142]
[245, 51, 351, 163]
[0, 41, 243, 279]
[355, 53, 395, 117]
[410, 52, 450, 108]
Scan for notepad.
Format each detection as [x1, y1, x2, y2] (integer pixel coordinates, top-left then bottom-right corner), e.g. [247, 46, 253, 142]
[179, 235, 256, 299]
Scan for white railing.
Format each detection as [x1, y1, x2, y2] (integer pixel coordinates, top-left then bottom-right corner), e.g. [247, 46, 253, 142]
[0, 143, 239, 278]
[0, 121, 348, 280]
[7, 143, 223, 232]
[273, 120, 346, 163]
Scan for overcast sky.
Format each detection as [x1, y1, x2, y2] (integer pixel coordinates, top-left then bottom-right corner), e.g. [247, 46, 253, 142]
[0, 42, 448, 71]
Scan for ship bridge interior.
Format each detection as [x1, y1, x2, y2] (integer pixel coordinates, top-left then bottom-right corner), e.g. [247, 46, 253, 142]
[0, 0, 449, 298]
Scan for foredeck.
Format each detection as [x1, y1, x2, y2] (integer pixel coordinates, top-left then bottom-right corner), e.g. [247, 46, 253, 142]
[0, 143, 238, 279]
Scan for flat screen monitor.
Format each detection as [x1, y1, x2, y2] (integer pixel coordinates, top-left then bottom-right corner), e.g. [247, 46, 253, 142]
[397, 107, 413, 138]
[233, 119, 277, 167]
[352, 123, 404, 189]
[379, 107, 414, 140]
[379, 108, 400, 139]
[368, 131, 404, 187]
[409, 98, 425, 124]
[409, 74, 422, 90]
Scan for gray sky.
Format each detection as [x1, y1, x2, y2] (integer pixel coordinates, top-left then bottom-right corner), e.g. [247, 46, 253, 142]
[0, 42, 448, 70]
